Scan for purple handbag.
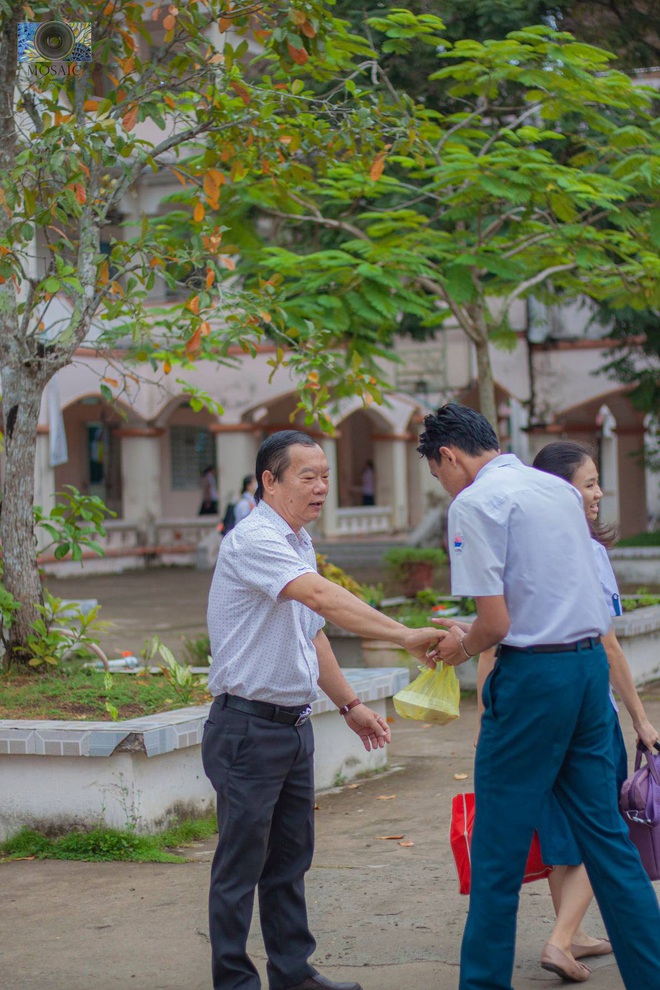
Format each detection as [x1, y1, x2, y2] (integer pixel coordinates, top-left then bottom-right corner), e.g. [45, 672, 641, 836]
[619, 743, 660, 881]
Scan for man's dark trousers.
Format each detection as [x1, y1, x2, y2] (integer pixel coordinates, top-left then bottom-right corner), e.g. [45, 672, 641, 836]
[460, 642, 660, 990]
[202, 701, 317, 990]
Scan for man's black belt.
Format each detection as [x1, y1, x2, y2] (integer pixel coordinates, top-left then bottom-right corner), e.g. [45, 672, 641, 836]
[497, 636, 601, 656]
[216, 693, 313, 726]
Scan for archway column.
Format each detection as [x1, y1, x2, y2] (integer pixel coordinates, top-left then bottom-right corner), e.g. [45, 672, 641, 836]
[210, 424, 259, 512]
[374, 433, 412, 531]
[116, 428, 163, 530]
[320, 437, 339, 537]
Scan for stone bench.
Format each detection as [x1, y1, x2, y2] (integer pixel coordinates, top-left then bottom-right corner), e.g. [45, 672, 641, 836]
[0, 668, 409, 841]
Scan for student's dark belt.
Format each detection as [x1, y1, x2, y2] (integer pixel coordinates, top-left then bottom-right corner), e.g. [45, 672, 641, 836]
[496, 636, 601, 657]
[216, 693, 313, 726]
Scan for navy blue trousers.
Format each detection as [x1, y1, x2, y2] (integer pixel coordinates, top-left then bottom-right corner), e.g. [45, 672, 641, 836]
[202, 701, 317, 990]
[460, 642, 660, 990]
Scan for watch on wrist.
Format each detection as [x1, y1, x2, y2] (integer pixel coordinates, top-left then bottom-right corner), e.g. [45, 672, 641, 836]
[339, 698, 362, 716]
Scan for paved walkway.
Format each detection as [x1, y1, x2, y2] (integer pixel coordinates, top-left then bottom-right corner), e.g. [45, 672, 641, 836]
[3, 686, 659, 989]
[3, 567, 654, 989]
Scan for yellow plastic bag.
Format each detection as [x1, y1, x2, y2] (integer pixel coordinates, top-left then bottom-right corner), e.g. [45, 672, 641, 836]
[393, 663, 460, 725]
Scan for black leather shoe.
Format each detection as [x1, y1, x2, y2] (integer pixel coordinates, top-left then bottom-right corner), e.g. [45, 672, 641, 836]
[285, 974, 363, 990]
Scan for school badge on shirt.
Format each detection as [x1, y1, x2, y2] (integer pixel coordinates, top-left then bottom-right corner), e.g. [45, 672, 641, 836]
[453, 532, 464, 553]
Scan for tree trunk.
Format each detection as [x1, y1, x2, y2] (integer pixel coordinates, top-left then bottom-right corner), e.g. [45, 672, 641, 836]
[474, 337, 498, 435]
[1, 366, 45, 667]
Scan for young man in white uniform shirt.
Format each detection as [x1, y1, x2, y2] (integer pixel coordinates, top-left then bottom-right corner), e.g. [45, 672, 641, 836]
[204, 430, 439, 990]
[419, 404, 660, 990]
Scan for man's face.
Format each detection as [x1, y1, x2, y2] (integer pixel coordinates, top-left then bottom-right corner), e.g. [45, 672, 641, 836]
[267, 443, 330, 531]
[428, 451, 469, 498]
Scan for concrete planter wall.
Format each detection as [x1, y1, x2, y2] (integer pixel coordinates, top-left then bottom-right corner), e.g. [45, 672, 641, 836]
[0, 668, 408, 842]
[441, 605, 660, 692]
[613, 605, 660, 686]
[610, 548, 660, 588]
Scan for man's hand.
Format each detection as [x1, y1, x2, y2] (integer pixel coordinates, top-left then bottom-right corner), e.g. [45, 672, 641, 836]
[401, 626, 442, 664]
[426, 619, 470, 667]
[344, 704, 392, 752]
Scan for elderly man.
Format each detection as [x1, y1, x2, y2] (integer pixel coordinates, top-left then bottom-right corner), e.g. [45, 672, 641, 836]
[419, 402, 660, 990]
[203, 429, 438, 990]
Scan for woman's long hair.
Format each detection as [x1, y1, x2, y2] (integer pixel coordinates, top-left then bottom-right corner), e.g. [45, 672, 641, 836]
[532, 440, 618, 549]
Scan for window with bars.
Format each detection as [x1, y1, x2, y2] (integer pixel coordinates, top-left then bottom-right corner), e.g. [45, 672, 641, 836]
[170, 426, 216, 490]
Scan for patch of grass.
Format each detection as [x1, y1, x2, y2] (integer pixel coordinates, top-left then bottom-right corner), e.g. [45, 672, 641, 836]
[618, 531, 660, 547]
[158, 814, 218, 848]
[0, 815, 218, 863]
[0, 665, 211, 720]
[621, 590, 660, 612]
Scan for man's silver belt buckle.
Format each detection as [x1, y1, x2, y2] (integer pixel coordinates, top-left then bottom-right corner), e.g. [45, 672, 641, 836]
[295, 705, 313, 726]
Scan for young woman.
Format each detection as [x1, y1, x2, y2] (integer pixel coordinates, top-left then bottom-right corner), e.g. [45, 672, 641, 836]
[476, 440, 659, 983]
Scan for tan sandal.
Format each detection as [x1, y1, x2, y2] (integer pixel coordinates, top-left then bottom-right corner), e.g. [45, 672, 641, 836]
[541, 943, 591, 983]
[570, 939, 612, 960]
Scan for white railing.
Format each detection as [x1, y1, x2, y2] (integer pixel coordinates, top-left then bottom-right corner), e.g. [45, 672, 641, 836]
[154, 518, 219, 548]
[334, 506, 393, 537]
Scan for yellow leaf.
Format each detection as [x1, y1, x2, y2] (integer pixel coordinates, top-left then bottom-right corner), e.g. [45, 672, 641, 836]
[375, 835, 405, 841]
[102, 377, 119, 387]
[163, 360, 171, 374]
[187, 295, 200, 315]
[98, 260, 109, 285]
[193, 201, 205, 223]
[287, 42, 309, 66]
[122, 104, 138, 132]
[163, 13, 176, 30]
[376, 794, 396, 800]
[370, 154, 387, 182]
[185, 327, 202, 357]
[301, 21, 316, 39]
[103, 2, 114, 15]
[219, 255, 236, 271]
[230, 81, 251, 105]
[170, 168, 188, 188]
[83, 99, 99, 112]
[205, 268, 215, 289]
[259, 310, 272, 323]
[73, 184, 86, 205]
[199, 321, 211, 336]
[398, 840, 415, 847]
[219, 17, 232, 32]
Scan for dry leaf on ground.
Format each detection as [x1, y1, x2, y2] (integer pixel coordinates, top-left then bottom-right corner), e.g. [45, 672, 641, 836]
[398, 841, 415, 847]
[453, 773, 468, 780]
[375, 834, 405, 840]
[376, 794, 396, 800]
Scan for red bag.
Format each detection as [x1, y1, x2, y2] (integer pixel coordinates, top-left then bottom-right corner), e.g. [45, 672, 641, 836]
[450, 792, 553, 895]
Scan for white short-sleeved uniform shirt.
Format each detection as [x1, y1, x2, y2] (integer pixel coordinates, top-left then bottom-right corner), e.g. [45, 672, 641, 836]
[448, 454, 611, 647]
[592, 538, 622, 711]
[206, 500, 325, 705]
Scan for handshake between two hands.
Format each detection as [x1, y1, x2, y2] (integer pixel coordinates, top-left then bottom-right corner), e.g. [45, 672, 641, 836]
[407, 618, 473, 668]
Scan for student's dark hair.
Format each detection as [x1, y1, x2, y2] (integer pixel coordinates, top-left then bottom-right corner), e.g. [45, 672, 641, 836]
[254, 431, 319, 503]
[416, 403, 499, 460]
[532, 440, 618, 549]
[241, 474, 255, 494]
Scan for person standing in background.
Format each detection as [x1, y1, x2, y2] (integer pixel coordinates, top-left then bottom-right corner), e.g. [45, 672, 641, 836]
[199, 464, 218, 515]
[233, 474, 257, 524]
[361, 459, 375, 506]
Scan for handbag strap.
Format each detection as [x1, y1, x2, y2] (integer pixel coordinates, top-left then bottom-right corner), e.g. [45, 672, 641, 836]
[634, 743, 660, 786]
